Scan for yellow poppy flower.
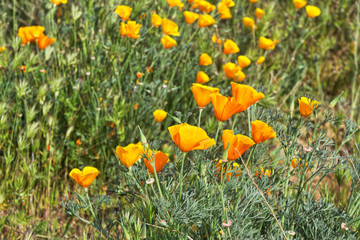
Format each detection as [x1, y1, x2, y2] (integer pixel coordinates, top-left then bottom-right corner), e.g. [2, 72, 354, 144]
[259, 36, 277, 50]
[183, 11, 199, 24]
[255, 8, 264, 20]
[161, 18, 180, 36]
[251, 120, 276, 144]
[223, 39, 239, 54]
[191, 83, 220, 108]
[217, 3, 232, 19]
[256, 56, 265, 64]
[223, 62, 245, 82]
[168, 123, 215, 152]
[161, 35, 177, 49]
[50, 0, 67, 5]
[212, 35, 223, 45]
[116, 142, 144, 167]
[306, 5, 321, 18]
[221, 0, 235, 8]
[237, 55, 251, 68]
[198, 14, 215, 28]
[153, 110, 167, 122]
[115, 5, 132, 21]
[152, 13, 162, 28]
[69, 167, 99, 188]
[196, 71, 210, 84]
[198, 1, 216, 13]
[298, 97, 320, 118]
[143, 149, 169, 174]
[293, 0, 307, 9]
[120, 21, 142, 39]
[243, 17, 256, 30]
[222, 129, 255, 160]
[199, 53, 212, 65]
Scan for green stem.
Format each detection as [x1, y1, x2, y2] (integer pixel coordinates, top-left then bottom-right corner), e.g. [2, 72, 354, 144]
[247, 109, 252, 136]
[84, 188, 96, 220]
[214, 121, 223, 144]
[231, 114, 238, 131]
[198, 108, 204, 127]
[178, 152, 187, 201]
[128, 167, 146, 198]
[152, 167, 164, 199]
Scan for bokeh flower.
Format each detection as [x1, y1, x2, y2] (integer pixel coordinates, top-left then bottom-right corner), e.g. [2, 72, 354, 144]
[237, 55, 251, 68]
[210, 93, 246, 121]
[298, 97, 320, 117]
[221, 0, 235, 8]
[198, 14, 216, 28]
[50, 0, 67, 5]
[69, 167, 99, 188]
[168, 123, 215, 152]
[153, 109, 167, 122]
[116, 142, 144, 167]
[191, 83, 220, 108]
[243, 17, 256, 30]
[212, 34, 223, 44]
[152, 13, 162, 28]
[223, 39, 239, 54]
[37, 33, 56, 50]
[259, 36, 277, 50]
[293, 0, 307, 9]
[218, 3, 232, 19]
[200, 53, 212, 65]
[120, 21, 142, 39]
[161, 35, 177, 49]
[198, 1, 216, 13]
[251, 120, 276, 144]
[306, 5, 321, 18]
[183, 11, 199, 24]
[162, 18, 180, 36]
[256, 56, 265, 64]
[17, 26, 45, 45]
[196, 71, 210, 84]
[115, 5, 132, 21]
[255, 8, 264, 20]
[222, 130, 255, 160]
[223, 62, 246, 82]
[167, 0, 184, 10]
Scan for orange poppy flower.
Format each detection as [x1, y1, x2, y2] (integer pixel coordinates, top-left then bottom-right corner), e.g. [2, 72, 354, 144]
[143, 149, 170, 174]
[37, 33, 56, 50]
[17, 26, 45, 45]
[212, 35, 223, 45]
[161, 18, 180, 36]
[134, 103, 139, 109]
[222, 129, 255, 160]
[191, 83, 220, 108]
[115, 5, 132, 21]
[254, 167, 271, 178]
[167, 0, 184, 10]
[223, 62, 245, 82]
[18, 65, 26, 73]
[198, 14, 216, 28]
[231, 82, 265, 109]
[210, 93, 246, 121]
[306, 5, 321, 18]
[223, 39, 239, 54]
[120, 21, 142, 39]
[255, 8, 264, 20]
[216, 160, 241, 181]
[116, 142, 144, 167]
[183, 11, 199, 24]
[76, 138, 81, 146]
[221, 0, 235, 8]
[249, 0, 258, 3]
[298, 97, 320, 118]
[168, 123, 215, 152]
[69, 166, 99, 188]
[153, 109, 167, 122]
[152, 13, 162, 28]
[259, 37, 277, 50]
[50, 0, 67, 5]
[293, 0, 307, 9]
[199, 53, 212, 65]
[243, 17, 256, 30]
[161, 35, 177, 49]
[237, 55, 251, 68]
[256, 56, 265, 64]
[291, 158, 311, 173]
[251, 120, 276, 144]
[217, 3, 232, 19]
[198, 1, 216, 13]
[196, 71, 210, 84]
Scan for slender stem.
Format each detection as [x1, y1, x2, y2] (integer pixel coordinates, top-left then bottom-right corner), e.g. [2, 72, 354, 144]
[231, 114, 238, 131]
[84, 188, 96, 220]
[152, 166, 164, 199]
[247, 109, 252, 136]
[198, 108, 204, 127]
[178, 152, 187, 201]
[214, 121, 223, 144]
[351, 3, 360, 120]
